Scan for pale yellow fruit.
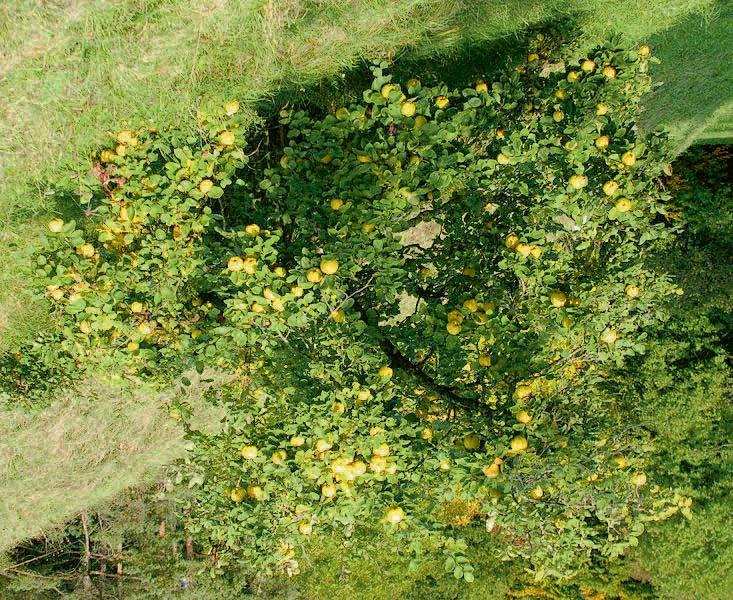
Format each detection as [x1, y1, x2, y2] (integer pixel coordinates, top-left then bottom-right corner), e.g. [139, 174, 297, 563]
[475, 81, 488, 94]
[357, 390, 372, 402]
[127, 341, 139, 352]
[581, 59, 596, 72]
[370, 456, 387, 473]
[352, 461, 367, 476]
[320, 258, 339, 275]
[463, 299, 479, 312]
[567, 71, 580, 83]
[378, 366, 393, 379]
[603, 180, 619, 196]
[497, 152, 511, 165]
[130, 302, 144, 313]
[224, 100, 239, 115]
[483, 463, 500, 478]
[463, 433, 481, 450]
[191, 329, 203, 339]
[601, 328, 619, 345]
[555, 88, 567, 100]
[510, 436, 528, 452]
[386, 507, 405, 524]
[615, 197, 633, 212]
[596, 102, 609, 116]
[595, 135, 610, 149]
[529, 486, 544, 499]
[439, 459, 451, 471]
[621, 151, 637, 166]
[230, 487, 246, 503]
[602, 65, 617, 79]
[357, 154, 372, 163]
[552, 110, 564, 122]
[298, 522, 313, 535]
[331, 401, 346, 414]
[245, 223, 261, 236]
[100, 149, 116, 163]
[528, 52, 539, 62]
[79, 243, 95, 258]
[400, 102, 416, 117]
[290, 435, 305, 447]
[48, 218, 65, 233]
[330, 198, 344, 210]
[625, 284, 641, 298]
[199, 179, 214, 194]
[550, 290, 567, 308]
[381, 84, 397, 99]
[515, 243, 532, 257]
[115, 143, 127, 156]
[568, 174, 588, 189]
[330, 309, 346, 323]
[478, 354, 492, 367]
[247, 485, 264, 501]
[219, 130, 235, 146]
[505, 234, 520, 249]
[515, 384, 532, 399]
[290, 286, 304, 297]
[271, 449, 287, 465]
[435, 96, 449, 109]
[421, 427, 433, 441]
[228, 256, 245, 272]
[49, 288, 65, 301]
[631, 472, 647, 487]
[251, 303, 265, 314]
[117, 130, 133, 144]
[315, 439, 333, 454]
[79, 321, 92, 334]
[306, 268, 323, 283]
[362, 223, 376, 233]
[273, 266, 287, 277]
[240, 445, 258, 460]
[639, 45, 651, 57]
[373, 443, 390, 457]
[612, 455, 628, 469]
[446, 322, 462, 335]
[271, 299, 285, 312]
[517, 410, 532, 424]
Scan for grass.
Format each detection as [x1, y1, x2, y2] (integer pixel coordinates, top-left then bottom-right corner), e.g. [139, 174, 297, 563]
[0, 371, 225, 554]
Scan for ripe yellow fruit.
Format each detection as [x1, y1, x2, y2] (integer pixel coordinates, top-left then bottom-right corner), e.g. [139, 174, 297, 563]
[240, 445, 258, 460]
[505, 233, 520, 249]
[370, 456, 387, 473]
[251, 302, 265, 314]
[615, 197, 633, 212]
[219, 130, 235, 146]
[497, 152, 510, 165]
[555, 88, 567, 100]
[400, 102, 416, 117]
[271, 299, 285, 312]
[100, 149, 116, 163]
[272, 449, 287, 465]
[447, 310, 464, 324]
[79, 321, 92, 334]
[595, 135, 610, 149]
[601, 328, 619, 345]
[357, 390, 371, 402]
[638, 45, 651, 57]
[568, 174, 588, 189]
[373, 443, 390, 457]
[191, 329, 203, 339]
[330, 309, 346, 323]
[475, 81, 488, 93]
[567, 71, 580, 83]
[362, 223, 376, 234]
[515, 243, 532, 258]
[320, 258, 339, 275]
[603, 180, 619, 196]
[199, 179, 214, 194]
[130, 302, 144, 313]
[127, 341, 139, 352]
[245, 224, 261, 236]
[291, 285, 304, 297]
[515, 384, 532, 399]
[621, 151, 637, 166]
[478, 354, 492, 367]
[483, 463, 500, 478]
[602, 65, 617, 79]
[625, 284, 641, 298]
[421, 427, 433, 440]
[550, 290, 567, 308]
[315, 439, 333, 454]
[612, 455, 628, 469]
[386, 507, 405, 524]
[530, 245, 542, 259]
[596, 102, 609, 116]
[79, 243, 95, 258]
[517, 410, 532, 424]
[581, 59, 596, 72]
[138, 321, 155, 336]
[228, 256, 244, 272]
[247, 485, 264, 501]
[117, 130, 133, 144]
[290, 435, 305, 447]
[631, 472, 647, 487]
[330, 198, 344, 210]
[510, 436, 528, 452]
[306, 268, 323, 283]
[115, 143, 127, 156]
[552, 110, 564, 122]
[435, 96, 449, 110]
[224, 100, 239, 115]
[379, 366, 393, 379]
[48, 219, 64, 233]
[230, 487, 246, 503]
[463, 299, 479, 312]
[446, 322, 462, 335]
[463, 433, 481, 450]
[332, 401, 346, 414]
[381, 84, 397, 99]
[298, 522, 313, 535]
[352, 461, 367, 476]
[529, 486, 544, 499]
[242, 257, 257, 275]
[528, 52, 539, 62]
[273, 266, 286, 277]
[357, 154, 372, 163]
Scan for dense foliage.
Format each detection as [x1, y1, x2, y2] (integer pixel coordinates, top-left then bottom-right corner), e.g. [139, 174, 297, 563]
[4, 38, 730, 598]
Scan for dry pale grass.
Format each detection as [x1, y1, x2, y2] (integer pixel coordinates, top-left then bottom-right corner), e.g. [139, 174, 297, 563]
[0, 371, 226, 553]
